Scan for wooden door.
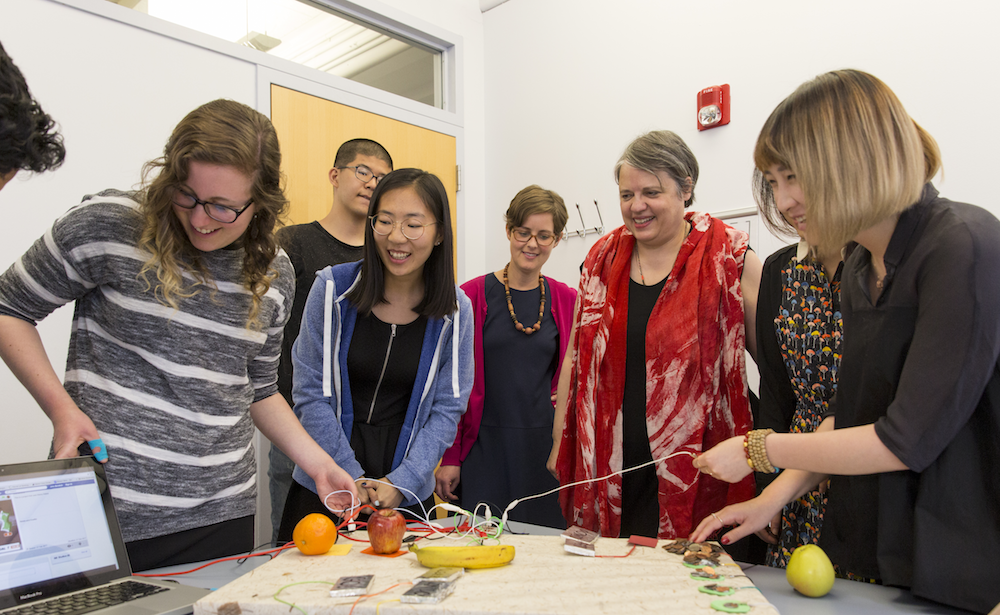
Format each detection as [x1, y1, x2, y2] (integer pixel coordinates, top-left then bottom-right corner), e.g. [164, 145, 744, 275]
[270, 85, 458, 264]
[269, 85, 458, 519]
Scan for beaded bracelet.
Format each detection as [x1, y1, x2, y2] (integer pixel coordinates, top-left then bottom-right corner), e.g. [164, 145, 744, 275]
[742, 434, 756, 471]
[743, 429, 777, 474]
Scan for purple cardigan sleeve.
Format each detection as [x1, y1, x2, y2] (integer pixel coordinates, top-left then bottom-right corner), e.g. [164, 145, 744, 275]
[440, 274, 577, 466]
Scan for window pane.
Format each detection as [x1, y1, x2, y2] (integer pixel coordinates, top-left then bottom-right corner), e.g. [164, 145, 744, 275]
[109, 0, 442, 108]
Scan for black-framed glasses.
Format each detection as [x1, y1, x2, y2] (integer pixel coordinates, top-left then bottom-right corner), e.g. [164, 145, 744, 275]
[370, 213, 437, 240]
[338, 165, 385, 185]
[511, 227, 557, 246]
[172, 187, 253, 224]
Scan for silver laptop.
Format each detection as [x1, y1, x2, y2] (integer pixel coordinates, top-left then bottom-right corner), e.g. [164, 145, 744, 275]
[0, 457, 210, 615]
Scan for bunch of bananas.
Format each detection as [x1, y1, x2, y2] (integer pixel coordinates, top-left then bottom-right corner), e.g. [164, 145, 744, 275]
[408, 543, 516, 569]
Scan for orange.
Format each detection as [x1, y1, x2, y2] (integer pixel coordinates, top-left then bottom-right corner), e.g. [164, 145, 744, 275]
[292, 513, 338, 555]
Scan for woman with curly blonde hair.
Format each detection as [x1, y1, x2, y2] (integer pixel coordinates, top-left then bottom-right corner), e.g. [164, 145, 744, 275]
[0, 99, 357, 570]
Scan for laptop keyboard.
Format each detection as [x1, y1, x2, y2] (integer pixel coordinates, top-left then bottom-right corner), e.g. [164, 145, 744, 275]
[9, 581, 169, 615]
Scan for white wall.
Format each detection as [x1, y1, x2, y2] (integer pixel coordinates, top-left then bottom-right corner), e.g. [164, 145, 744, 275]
[481, 0, 1000, 288]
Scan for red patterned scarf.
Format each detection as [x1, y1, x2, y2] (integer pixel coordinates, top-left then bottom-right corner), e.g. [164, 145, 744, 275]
[556, 212, 755, 538]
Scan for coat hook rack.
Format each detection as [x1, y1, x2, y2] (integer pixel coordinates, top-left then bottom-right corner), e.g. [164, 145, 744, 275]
[563, 200, 605, 240]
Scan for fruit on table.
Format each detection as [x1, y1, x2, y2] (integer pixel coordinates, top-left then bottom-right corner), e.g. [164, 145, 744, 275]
[293, 513, 338, 555]
[367, 508, 406, 554]
[409, 543, 516, 569]
[786, 544, 835, 597]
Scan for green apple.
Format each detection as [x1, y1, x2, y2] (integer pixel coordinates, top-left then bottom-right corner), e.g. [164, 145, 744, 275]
[786, 544, 835, 597]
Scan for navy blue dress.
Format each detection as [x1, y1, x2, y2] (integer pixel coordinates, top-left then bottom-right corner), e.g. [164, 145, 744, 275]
[460, 275, 564, 527]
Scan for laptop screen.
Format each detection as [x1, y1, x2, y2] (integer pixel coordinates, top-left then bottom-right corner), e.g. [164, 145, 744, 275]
[0, 458, 132, 609]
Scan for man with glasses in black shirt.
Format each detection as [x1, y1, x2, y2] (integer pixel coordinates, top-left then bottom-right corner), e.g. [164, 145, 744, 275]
[268, 139, 392, 543]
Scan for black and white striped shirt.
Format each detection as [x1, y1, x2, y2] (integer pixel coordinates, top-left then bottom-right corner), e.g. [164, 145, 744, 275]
[0, 191, 293, 541]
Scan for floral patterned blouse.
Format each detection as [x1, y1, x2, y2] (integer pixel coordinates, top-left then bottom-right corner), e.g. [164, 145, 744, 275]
[758, 242, 842, 568]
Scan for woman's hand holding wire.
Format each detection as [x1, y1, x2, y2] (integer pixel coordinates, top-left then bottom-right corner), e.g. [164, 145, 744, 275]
[362, 477, 403, 510]
[354, 476, 372, 507]
[434, 465, 461, 501]
[311, 462, 358, 515]
[692, 435, 753, 483]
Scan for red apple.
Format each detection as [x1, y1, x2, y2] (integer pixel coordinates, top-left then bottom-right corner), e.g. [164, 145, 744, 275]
[367, 509, 406, 554]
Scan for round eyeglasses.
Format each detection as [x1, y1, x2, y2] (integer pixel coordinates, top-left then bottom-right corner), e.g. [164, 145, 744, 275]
[370, 214, 437, 240]
[511, 227, 557, 246]
[338, 165, 385, 186]
[172, 188, 253, 224]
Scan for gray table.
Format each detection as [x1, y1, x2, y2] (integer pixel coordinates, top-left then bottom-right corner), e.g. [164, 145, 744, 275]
[742, 564, 970, 614]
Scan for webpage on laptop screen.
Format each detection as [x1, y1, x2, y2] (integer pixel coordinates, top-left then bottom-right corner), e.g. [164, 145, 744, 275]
[0, 467, 118, 591]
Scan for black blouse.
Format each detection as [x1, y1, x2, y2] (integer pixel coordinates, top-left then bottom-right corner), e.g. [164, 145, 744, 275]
[823, 184, 1000, 613]
[347, 312, 428, 479]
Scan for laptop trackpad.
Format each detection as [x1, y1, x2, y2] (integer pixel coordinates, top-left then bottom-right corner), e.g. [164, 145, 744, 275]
[100, 606, 163, 615]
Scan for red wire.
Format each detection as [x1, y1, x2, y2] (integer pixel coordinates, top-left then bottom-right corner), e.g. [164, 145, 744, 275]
[596, 545, 637, 558]
[136, 507, 461, 577]
[134, 544, 297, 577]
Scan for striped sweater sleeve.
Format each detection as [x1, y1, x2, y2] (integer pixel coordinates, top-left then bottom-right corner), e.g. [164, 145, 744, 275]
[0, 192, 142, 323]
[248, 249, 293, 402]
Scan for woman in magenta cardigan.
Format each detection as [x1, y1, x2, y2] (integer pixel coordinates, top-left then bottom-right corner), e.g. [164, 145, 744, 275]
[435, 185, 576, 527]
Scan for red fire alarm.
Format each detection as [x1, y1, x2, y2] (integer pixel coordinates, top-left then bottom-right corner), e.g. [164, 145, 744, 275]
[697, 84, 730, 131]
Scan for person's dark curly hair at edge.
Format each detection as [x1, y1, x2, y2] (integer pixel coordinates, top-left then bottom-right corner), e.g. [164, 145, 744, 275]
[0, 40, 65, 184]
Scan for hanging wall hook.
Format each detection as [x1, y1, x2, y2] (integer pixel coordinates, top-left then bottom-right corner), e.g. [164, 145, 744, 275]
[563, 200, 605, 240]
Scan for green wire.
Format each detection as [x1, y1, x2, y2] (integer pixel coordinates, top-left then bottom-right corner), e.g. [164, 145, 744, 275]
[272, 581, 335, 615]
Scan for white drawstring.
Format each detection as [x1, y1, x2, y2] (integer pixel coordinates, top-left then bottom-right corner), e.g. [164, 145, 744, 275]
[322, 280, 333, 398]
[451, 305, 460, 398]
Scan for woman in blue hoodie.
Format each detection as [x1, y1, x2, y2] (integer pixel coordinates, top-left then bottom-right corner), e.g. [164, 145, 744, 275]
[277, 169, 474, 536]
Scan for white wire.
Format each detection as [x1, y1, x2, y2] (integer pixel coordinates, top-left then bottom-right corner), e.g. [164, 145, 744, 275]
[323, 489, 359, 515]
[499, 449, 698, 529]
[320, 450, 699, 540]
[322, 479, 430, 523]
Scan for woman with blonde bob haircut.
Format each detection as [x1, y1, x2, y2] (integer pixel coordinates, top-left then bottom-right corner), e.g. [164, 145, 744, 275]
[753, 69, 940, 253]
[0, 99, 357, 571]
[692, 70, 1000, 613]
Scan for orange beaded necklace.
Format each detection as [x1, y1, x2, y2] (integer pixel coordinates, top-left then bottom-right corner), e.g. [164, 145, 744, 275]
[502, 263, 545, 335]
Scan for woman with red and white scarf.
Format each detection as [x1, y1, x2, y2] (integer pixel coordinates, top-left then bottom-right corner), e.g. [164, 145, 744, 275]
[548, 130, 762, 540]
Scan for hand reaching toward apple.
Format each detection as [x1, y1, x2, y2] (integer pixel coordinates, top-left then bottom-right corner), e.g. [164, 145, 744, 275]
[435, 465, 460, 501]
[361, 477, 403, 510]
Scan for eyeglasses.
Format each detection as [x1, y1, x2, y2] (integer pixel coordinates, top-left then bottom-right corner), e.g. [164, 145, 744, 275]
[370, 213, 437, 240]
[511, 227, 557, 246]
[338, 165, 385, 185]
[172, 187, 253, 224]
